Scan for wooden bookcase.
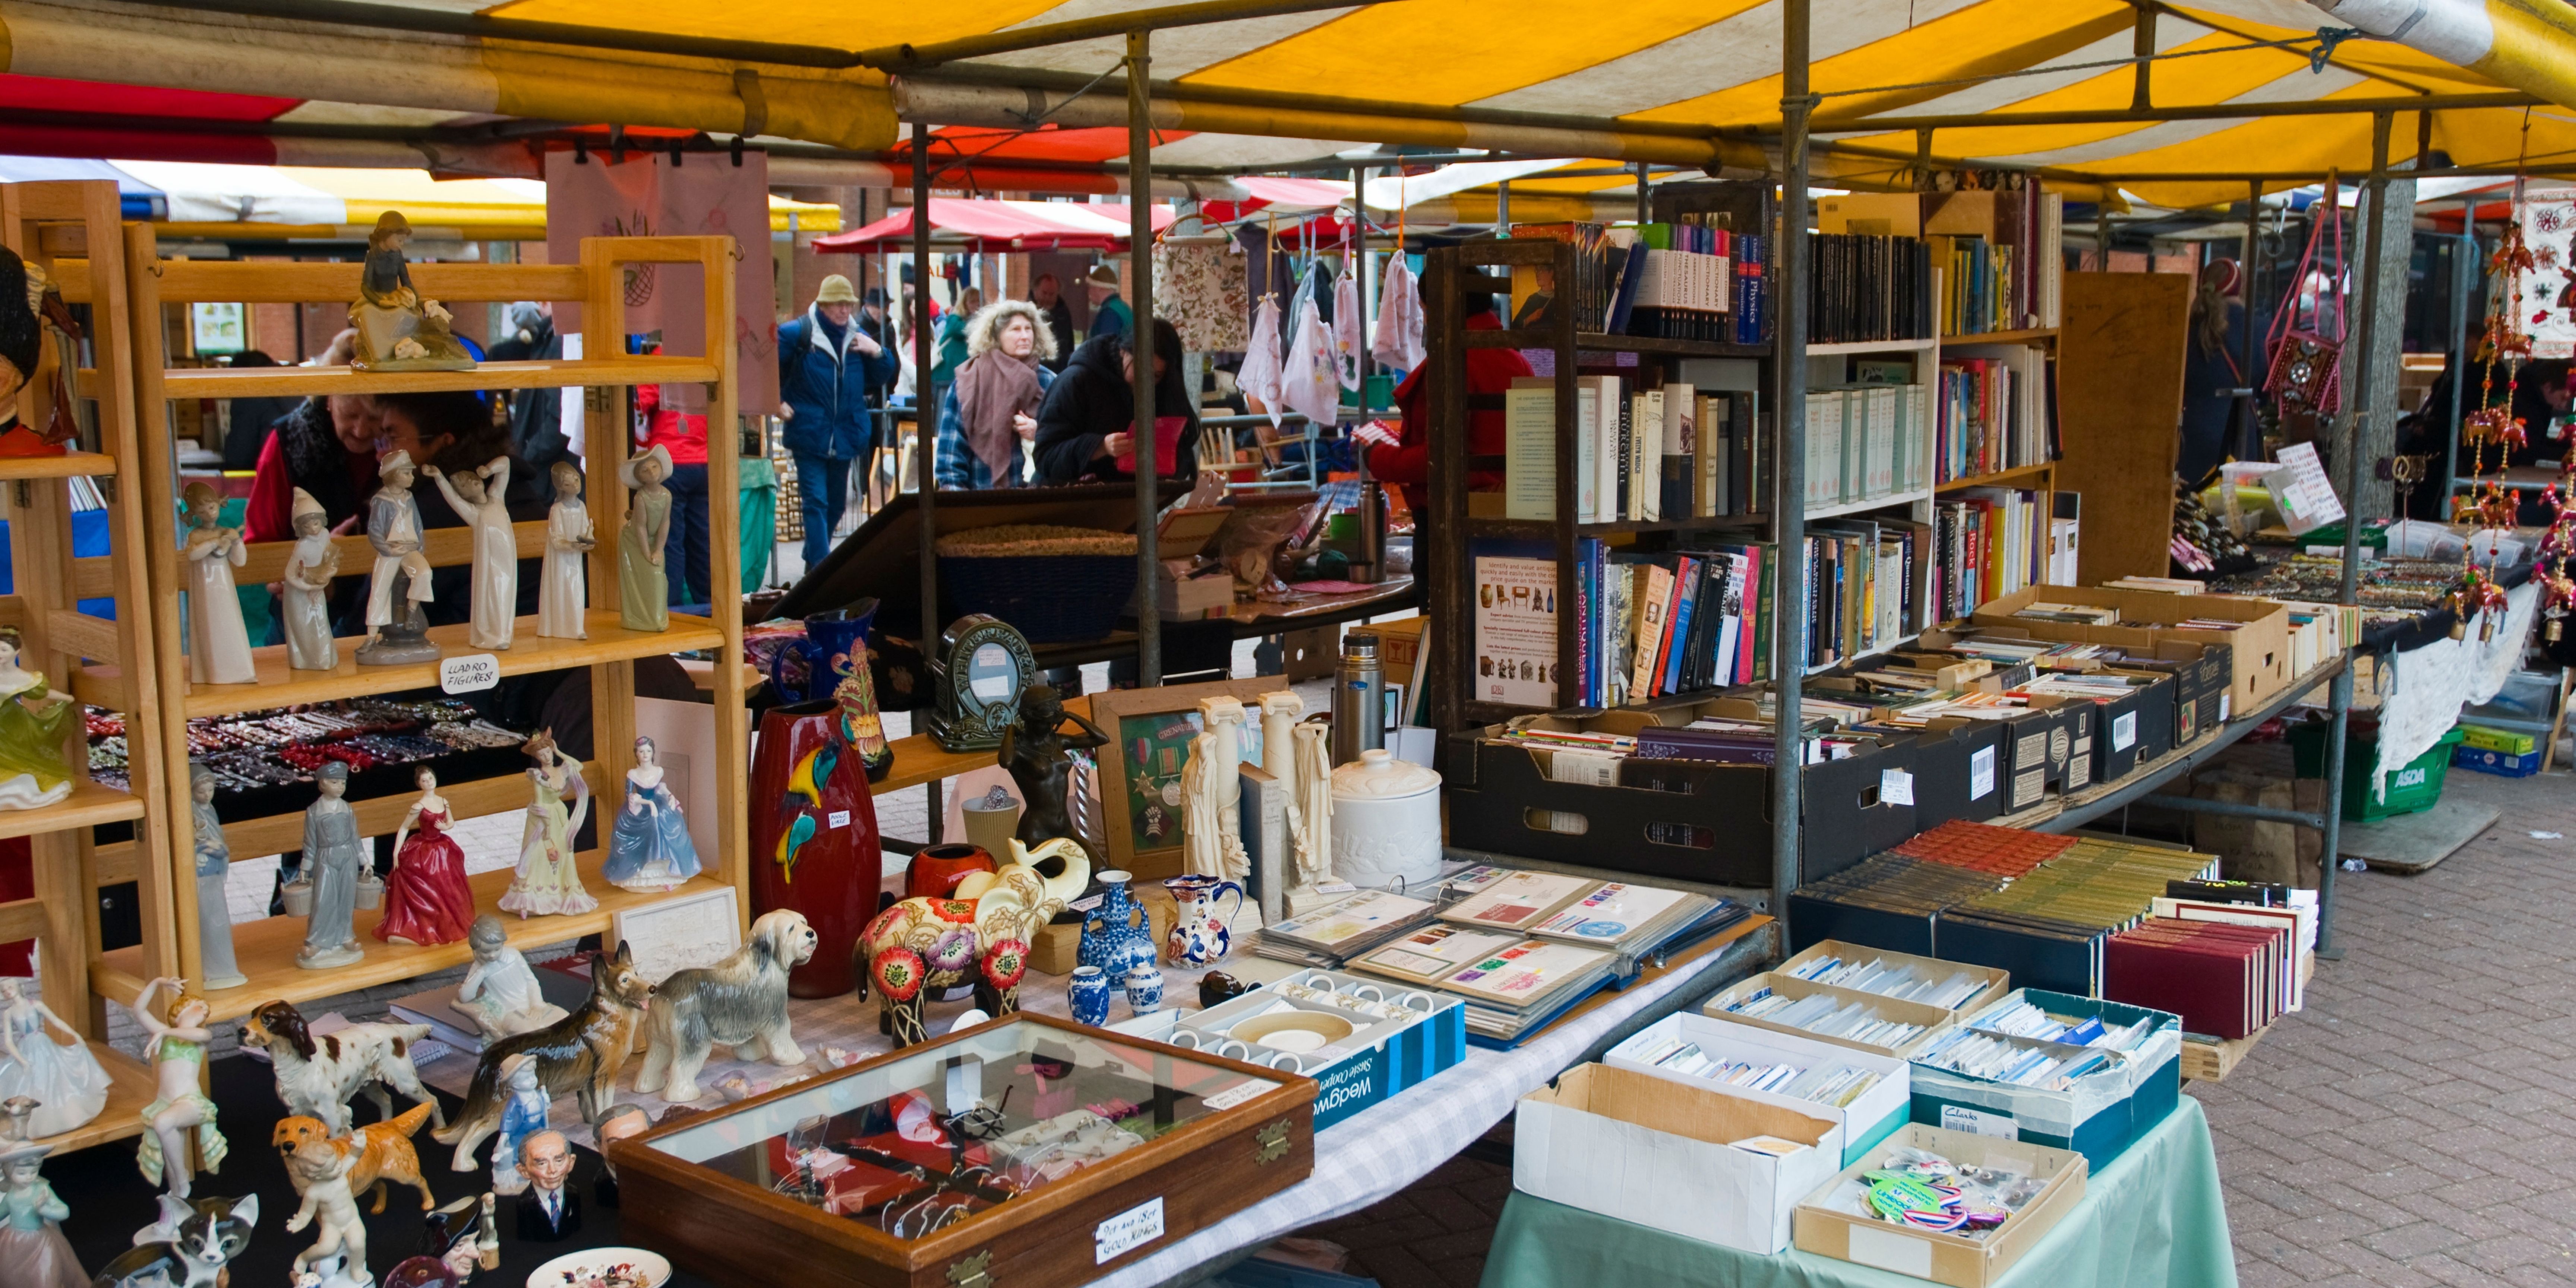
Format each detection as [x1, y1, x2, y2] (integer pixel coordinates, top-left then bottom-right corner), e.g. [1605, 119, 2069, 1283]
[61, 228, 751, 1025]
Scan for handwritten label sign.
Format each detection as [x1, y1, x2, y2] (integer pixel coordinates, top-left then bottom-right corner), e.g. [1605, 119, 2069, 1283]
[1095, 1197, 1166, 1263]
[440, 653, 500, 695]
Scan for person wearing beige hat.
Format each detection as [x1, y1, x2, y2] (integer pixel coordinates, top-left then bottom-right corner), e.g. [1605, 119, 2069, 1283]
[1085, 262, 1131, 344]
[777, 273, 900, 569]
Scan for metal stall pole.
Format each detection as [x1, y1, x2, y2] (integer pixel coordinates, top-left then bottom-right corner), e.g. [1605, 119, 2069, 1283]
[2238, 180, 2263, 462]
[2443, 199, 2475, 506]
[1635, 161, 1650, 223]
[2316, 109, 2396, 961]
[913, 126, 946, 842]
[1771, 0, 1814, 933]
[1496, 179, 1510, 230]
[1130, 27, 1163, 687]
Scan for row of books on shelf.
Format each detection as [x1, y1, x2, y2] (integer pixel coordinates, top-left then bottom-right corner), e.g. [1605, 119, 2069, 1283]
[1931, 489, 2057, 624]
[1816, 186, 2064, 336]
[1805, 232, 1935, 345]
[1509, 209, 1772, 345]
[1569, 539, 1778, 708]
[1504, 376, 1769, 523]
[1936, 348, 2058, 483]
[1801, 382, 1931, 508]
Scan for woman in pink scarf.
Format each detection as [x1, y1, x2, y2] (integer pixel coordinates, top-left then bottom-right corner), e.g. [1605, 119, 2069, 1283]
[933, 299, 1058, 489]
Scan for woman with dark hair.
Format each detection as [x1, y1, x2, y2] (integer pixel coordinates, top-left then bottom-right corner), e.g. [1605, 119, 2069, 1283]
[219, 350, 301, 471]
[1032, 317, 1200, 483]
[332, 389, 527, 637]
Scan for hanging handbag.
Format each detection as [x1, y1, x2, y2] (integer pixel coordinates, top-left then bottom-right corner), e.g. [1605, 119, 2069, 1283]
[2264, 175, 2347, 420]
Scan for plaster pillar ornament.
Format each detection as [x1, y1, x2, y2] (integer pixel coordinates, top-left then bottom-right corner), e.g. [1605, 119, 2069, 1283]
[1285, 721, 1336, 910]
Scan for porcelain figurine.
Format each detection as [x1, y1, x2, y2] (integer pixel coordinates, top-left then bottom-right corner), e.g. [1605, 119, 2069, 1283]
[1066, 966, 1112, 1026]
[280, 489, 342, 672]
[92, 1193, 258, 1288]
[131, 977, 228, 1196]
[1181, 697, 1249, 882]
[179, 481, 256, 685]
[384, 1193, 498, 1288]
[635, 910, 818, 1103]
[434, 943, 652, 1173]
[272, 1107, 436, 1218]
[359, 450, 439, 665]
[237, 1001, 442, 1139]
[591, 1105, 647, 1210]
[421, 457, 515, 651]
[283, 1133, 370, 1288]
[511, 1130, 578, 1243]
[1287, 722, 1336, 907]
[859, 839, 1089, 1047]
[187, 765, 248, 991]
[617, 444, 672, 632]
[0, 629, 70, 813]
[997, 684, 1109, 859]
[1163, 875, 1244, 968]
[0, 1142, 80, 1288]
[451, 917, 564, 1040]
[295, 763, 365, 970]
[377, 767, 476, 947]
[539, 462, 593, 641]
[1077, 869, 1156, 979]
[500, 730, 594, 918]
[602, 736, 701, 894]
[1124, 963, 1165, 1014]
[486, 1055, 546, 1196]
[348, 211, 473, 371]
[0, 979, 106, 1139]
[0, 1098, 34, 1144]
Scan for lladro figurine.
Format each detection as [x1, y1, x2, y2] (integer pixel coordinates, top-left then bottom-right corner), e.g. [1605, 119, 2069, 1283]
[294, 763, 366, 970]
[282, 1134, 369, 1288]
[617, 443, 673, 632]
[0, 1141, 80, 1288]
[602, 736, 701, 893]
[131, 977, 228, 1196]
[378, 767, 476, 946]
[359, 450, 439, 665]
[280, 488, 342, 671]
[421, 457, 515, 651]
[187, 764, 248, 990]
[538, 461, 592, 640]
[0, 628, 71, 811]
[348, 211, 473, 371]
[501, 731, 594, 918]
[0, 977, 108, 1138]
[487, 1054, 546, 1196]
[450, 917, 564, 1040]
[179, 481, 256, 685]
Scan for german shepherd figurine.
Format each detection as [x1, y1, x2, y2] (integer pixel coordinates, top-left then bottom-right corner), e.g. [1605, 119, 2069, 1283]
[433, 941, 654, 1172]
[92, 1192, 258, 1288]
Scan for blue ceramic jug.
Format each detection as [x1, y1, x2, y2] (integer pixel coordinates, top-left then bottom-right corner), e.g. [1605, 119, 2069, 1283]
[1079, 870, 1156, 978]
[768, 600, 879, 704]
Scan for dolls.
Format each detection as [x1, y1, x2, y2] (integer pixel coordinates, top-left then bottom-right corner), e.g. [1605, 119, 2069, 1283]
[0, 978, 107, 1138]
[539, 461, 594, 640]
[451, 916, 565, 1039]
[487, 1054, 546, 1197]
[377, 767, 476, 946]
[281, 487, 342, 671]
[0, 1142, 81, 1288]
[601, 736, 702, 894]
[180, 480, 256, 685]
[188, 764, 248, 991]
[500, 731, 595, 918]
[359, 450, 439, 665]
[132, 976, 227, 1196]
[0, 628, 70, 812]
[618, 444, 673, 632]
[422, 457, 515, 651]
[294, 763, 366, 969]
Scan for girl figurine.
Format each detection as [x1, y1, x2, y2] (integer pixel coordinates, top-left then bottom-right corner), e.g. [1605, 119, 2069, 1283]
[280, 488, 342, 671]
[180, 482, 256, 685]
[501, 730, 595, 918]
[422, 457, 516, 651]
[187, 765, 247, 991]
[0, 978, 108, 1138]
[539, 461, 594, 641]
[350, 211, 472, 370]
[378, 767, 476, 946]
[0, 1142, 82, 1288]
[602, 736, 702, 894]
[0, 629, 69, 811]
[132, 977, 227, 1196]
[618, 444, 673, 632]
[452, 915, 564, 1039]
[488, 1054, 547, 1196]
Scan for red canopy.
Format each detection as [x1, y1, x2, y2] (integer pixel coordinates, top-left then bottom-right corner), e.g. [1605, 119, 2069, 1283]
[815, 197, 1175, 253]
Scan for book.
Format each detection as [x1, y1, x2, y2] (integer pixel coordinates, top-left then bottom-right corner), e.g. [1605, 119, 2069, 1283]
[1440, 870, 1597, 932]
[1257, 888, 1437, 963]
[1505, 377, 1556, 521]
[1352, 924, 1528, 986]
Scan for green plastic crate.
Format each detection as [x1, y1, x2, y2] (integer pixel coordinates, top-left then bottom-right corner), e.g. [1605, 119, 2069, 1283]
[2289, 721, 2465, 822]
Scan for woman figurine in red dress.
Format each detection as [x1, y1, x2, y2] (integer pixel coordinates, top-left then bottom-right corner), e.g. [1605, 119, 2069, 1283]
[377, 765, 477, 945]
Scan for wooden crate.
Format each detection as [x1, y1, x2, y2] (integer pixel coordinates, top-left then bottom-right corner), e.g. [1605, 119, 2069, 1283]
[2179, 1023, 2268, 1083]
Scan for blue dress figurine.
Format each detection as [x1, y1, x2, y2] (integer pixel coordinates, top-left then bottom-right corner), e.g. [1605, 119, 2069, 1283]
[602, 736, 703, 894]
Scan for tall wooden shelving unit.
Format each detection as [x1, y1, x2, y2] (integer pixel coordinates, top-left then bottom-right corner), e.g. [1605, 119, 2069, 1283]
[63, 228, 751, 1025]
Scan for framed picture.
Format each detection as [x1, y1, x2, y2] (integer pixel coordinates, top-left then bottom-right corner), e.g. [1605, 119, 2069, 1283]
[1090, 676, 1282, 878]
[611, 884, 742, 985]
[191, 302, 246, 356]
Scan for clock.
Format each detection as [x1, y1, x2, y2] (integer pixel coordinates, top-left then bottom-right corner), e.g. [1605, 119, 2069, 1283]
[926, 613, 1036, 752]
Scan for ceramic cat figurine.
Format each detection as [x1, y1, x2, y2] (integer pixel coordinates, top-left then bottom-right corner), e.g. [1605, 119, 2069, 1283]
[91, 1192, 258, 1288]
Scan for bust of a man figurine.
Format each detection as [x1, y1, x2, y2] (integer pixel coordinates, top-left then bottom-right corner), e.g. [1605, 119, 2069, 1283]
[592, 1104, 650, 1209]
[512, 1130, 580, 1243]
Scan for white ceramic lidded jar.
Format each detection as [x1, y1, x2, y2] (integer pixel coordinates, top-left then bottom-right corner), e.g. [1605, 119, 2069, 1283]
[1329, 749, 1443, 889]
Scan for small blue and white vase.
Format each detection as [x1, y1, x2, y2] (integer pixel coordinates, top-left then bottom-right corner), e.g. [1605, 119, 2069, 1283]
[1068, 966, 1113, 1026]
[1080, 869, 1158, 978]
[1124, 963, 1166, 1015]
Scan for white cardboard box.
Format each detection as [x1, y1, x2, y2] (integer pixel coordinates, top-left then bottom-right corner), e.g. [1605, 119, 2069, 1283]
[1514, 1063, 1841, 1254]
[1605, 1012, 1911, 1168]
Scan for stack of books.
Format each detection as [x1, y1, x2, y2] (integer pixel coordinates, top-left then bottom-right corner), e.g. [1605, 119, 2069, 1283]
[1786, 852, 2010, 957]
[1505, 377, 1767, 525]
[1805, 383, 1934, 509]
[1805, 231, 1936, 344]
[1938, 840, 2222, 996]
[1568, 538, 1777, 706]
[1888, 820, 2075, 878]
[2102, 917, 2289, 1039]
[1935, 347, 2054, 482]
[1251, 888, 1437, 967]
[1933, 486, 2049, 620]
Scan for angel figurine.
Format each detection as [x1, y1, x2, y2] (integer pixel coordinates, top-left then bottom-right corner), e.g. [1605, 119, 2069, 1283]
[0, 628, 72, 811]
[280, 488, 342, 671]
[180, 482, 256, 685]
[422, 457, 516, 651]
[348, 211, 474, 371]
[538, 462, 593, 641]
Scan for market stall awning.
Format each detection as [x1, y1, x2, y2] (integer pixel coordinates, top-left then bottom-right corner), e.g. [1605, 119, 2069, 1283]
[67, 161, 840, 238]
[814, 197, 1172, 252]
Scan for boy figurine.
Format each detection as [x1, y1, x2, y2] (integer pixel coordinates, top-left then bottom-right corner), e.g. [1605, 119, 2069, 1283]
[359, 449, 439, 665]
[294, 762, 366, 969]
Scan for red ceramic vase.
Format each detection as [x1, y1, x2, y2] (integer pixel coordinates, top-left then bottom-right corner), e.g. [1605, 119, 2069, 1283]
[750, 698, 884, 997]
[904, 843, 998, 902]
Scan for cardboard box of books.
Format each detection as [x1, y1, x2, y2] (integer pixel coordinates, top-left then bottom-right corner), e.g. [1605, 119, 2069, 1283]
[1973, 585, 2291, 709]
[1907, 988, 2182, 1170]
[1793, 1124, 2087, 1288]
[1704, 970, 1958, 1059]
[1938, 626, 2220, 750]
[1516, 1062, 1843, 1254]
[1111, 967, 1468, 1131]
[1915, 699, 2065, 814]
[1906, 721, 2007, 828]
[1778, 940, 2011, 1019]
[1606, 1012, 1910, 1167]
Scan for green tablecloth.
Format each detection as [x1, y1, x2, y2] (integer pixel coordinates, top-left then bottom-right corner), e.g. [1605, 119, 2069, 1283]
[1480, 1093, 2235, 1288]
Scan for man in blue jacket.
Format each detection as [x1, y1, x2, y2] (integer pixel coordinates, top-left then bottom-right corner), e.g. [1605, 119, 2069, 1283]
[777, 274, 900, 572]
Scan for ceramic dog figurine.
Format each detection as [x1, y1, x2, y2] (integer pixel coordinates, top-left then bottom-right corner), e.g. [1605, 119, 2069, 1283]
[633, 910, 818, 1103]
[239, 1001, 444, 1137]
[283, 1136, 368, 1288]
[857, 839, 1089, 1046]
[91, 1192, 258, 1288]
[274, 1103, 435, 1215]
[434, 942, 654, 1172]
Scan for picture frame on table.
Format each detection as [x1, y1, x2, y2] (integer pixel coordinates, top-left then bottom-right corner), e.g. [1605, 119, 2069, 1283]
[612, 884, 742, 985]
[1089, 676, 1281, 879]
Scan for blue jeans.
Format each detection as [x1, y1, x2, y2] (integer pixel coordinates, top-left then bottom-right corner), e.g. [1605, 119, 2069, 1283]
[794, 452, 849, 572]
[663, 462, 712, 607]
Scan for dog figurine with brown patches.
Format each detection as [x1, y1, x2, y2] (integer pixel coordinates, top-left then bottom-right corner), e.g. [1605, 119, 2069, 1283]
[635, 909, 818, 1104]
[274, 1101, 436, 1215]
[239, 1000, 445, 1137]
[434, 941, 654, 1171]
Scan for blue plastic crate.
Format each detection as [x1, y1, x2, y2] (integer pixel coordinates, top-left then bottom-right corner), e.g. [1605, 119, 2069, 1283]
[2454, 744, 2544, 778]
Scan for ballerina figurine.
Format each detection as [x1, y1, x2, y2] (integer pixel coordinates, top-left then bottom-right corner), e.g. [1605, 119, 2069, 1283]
[0, 978, 107, 1139]
[280, 488, 342, 672]
[180, 482, 256, 685]
[0, 1141, 82, 1288]
[500, 730, 595, 918]
[377, 767, 476, 947]
[601, 736, 702, 894]
[538, 462, 593, 641]
[131, 977, 227, 1196]
[348, 211, 473, 371]
[422, 457, 516, 651]
[187, 765, 247, 991]
[617, 444, 672, 633]
[0, 629, 72, 811]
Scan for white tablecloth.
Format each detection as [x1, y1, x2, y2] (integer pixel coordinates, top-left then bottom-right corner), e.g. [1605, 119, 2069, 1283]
[2376, 581, 2539, 790]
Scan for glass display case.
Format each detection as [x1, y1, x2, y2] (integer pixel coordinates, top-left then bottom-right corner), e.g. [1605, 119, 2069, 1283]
[612, 1013, 1316, 1288]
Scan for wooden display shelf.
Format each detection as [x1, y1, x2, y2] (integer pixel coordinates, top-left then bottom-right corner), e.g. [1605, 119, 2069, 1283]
[27, 1043, 154, 1155]
[874, 694, 1095, 796]
[74, 611, 726, 720]
[1464, 328, 1770, 359]
[1935, 462, 2055, 492]
[1808, 337, 1939, 354]
[0, 450, 117, 480]
[154, 356, 719, 400]
[92, 856, 727, 1024]
[1943, 328, 2058, 345]
[91, 770, 543, 888]
[0, 779, 144, 842]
